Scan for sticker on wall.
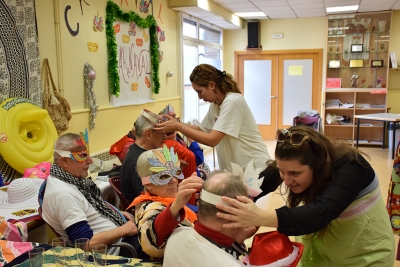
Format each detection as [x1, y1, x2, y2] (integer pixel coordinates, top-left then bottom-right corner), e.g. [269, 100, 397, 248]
[157, 3, 163, 24]
[93, 12, 104, 32]
[145, 76, 151, 88]
[157, 26, 165, 42]
[139, 0, 152, 14]
[65, 5, 79, 36]
[142, 29, 149, 42]
[87, 42, 99, 52]
[79, 0, 90, 15]
[135, 38, 143, 47]
[128, 22, 136, 36]
[122, 34, 130, 44]
[64, 1, 90, 36]
[131, 83, 138, 91]
[113, 24, 120, 34]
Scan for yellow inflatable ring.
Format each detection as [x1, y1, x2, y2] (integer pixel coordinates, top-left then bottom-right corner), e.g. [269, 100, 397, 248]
[0, 98, 58, 173]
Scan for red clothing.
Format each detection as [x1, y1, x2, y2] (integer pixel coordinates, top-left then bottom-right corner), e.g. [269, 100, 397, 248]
[109, 135, 135, 162]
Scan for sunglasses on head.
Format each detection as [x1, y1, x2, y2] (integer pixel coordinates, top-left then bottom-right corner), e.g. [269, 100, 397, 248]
[55, 149, 90, 163]
[276, 129, 310, 146]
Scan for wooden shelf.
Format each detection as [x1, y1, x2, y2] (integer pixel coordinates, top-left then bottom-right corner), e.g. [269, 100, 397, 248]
[324, 11, 391, 145]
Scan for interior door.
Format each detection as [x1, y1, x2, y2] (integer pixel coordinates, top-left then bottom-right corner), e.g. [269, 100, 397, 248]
[278, 53, 321, 129]
[235, 50, 322, 140]
[237, 54, 278, 140]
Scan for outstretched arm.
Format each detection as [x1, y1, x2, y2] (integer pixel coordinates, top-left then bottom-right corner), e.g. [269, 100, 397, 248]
[154, 115, 225, 147]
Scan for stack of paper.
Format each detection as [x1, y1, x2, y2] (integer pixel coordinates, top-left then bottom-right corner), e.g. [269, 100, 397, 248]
[326, 99, 340, 108]
[355, 103, 370, 108]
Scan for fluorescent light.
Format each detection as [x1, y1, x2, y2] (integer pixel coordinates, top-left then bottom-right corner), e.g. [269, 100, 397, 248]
[235, 12, 266, 17]
[326, 5, 359, 13]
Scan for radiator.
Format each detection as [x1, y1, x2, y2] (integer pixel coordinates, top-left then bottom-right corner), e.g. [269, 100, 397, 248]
[90, 148, 121, 165]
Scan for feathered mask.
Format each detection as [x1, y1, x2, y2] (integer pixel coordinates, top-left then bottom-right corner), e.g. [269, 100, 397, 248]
[141, 145, 184, 186]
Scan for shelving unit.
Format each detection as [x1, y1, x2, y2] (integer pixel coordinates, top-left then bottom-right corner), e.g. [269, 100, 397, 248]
[324, 11, 392, 145]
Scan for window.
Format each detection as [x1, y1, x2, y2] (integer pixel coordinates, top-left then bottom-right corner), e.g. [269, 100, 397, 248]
[181, 14, 223, 123]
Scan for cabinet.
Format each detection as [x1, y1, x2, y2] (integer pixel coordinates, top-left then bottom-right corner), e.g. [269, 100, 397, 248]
[324, 11, 392, 145]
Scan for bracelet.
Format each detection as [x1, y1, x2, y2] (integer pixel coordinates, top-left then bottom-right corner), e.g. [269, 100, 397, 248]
[182, 125, 186, 134]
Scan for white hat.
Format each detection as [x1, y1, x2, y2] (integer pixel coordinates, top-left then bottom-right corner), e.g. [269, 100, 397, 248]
[0, 178, 44, 220]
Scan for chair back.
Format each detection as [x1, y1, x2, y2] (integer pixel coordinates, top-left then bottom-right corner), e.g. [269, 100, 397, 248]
[109, 176, 131, 211]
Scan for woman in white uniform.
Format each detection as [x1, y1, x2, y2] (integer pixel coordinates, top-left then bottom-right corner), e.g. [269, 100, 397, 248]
[154, 64, 271, 172]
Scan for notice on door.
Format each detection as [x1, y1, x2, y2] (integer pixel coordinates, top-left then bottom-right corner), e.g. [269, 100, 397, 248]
[288, 65, 303, 76]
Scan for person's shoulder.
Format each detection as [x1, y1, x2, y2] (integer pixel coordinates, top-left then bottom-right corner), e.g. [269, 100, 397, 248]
[171, 225, 192, 236]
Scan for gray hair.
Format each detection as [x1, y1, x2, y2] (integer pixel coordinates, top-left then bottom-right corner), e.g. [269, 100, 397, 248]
[136, 148, 163, 178]
[198, 170, 248, 221]
[53, 133, 85, 163]
[134, 113, 155, 138]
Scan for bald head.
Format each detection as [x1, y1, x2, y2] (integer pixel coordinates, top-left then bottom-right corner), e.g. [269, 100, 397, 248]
[198, 170, 248, 221]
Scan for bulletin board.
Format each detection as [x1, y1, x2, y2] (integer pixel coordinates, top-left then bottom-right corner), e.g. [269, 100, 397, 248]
[105, 1, 160, 106]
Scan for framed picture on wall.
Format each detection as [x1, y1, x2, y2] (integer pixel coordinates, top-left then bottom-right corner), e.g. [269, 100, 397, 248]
[351, 44, 363, 53]
[371, 60, 384, 67]
[350, 59, 364, 68]
[328, 60, 341, 68]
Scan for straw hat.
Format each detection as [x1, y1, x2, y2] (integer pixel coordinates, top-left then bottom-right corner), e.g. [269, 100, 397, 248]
[247, 231, 304, 267]
[0, 178, 45, 219]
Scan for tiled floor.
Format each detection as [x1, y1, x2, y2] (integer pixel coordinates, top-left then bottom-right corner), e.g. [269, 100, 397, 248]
[203, 141, 399, 266]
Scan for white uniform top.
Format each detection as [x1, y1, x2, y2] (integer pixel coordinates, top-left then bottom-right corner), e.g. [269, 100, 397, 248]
[200, 93, 271, 171]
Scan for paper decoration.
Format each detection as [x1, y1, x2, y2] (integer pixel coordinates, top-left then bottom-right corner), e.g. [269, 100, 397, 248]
[231, 160, 264, 197]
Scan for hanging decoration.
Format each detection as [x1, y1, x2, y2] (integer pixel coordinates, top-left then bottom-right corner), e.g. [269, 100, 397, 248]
[157, 26, 165, 42]
[139, 0, 152, 14]
[93, 12, 104, 32]
[83, 63, 98, 129]
[106, 0, 160, 96]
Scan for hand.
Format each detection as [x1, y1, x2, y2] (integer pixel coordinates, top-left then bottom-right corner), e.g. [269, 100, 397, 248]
[216, 196, 269, 228]
[122, 211, 134, 223]
[154, 114, 181, 133]
[170, 173, 204, 216]
[122, 220, 138, 236]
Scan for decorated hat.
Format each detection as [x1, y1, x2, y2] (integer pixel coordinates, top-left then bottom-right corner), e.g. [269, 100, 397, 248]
[141, 109, 167, 124]
[0, 178, 45, 220]
[247, 231, 303, 267]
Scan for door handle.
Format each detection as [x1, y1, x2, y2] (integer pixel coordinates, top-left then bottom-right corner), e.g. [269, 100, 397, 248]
[270, 95, 277, 98]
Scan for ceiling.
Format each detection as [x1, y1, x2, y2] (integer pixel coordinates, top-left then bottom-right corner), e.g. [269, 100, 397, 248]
[171, 0, 400, 29]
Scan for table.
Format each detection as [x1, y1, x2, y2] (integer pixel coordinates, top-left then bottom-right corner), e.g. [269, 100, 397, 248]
[14, 247, 162, 267]
[354, 113, 400, 159]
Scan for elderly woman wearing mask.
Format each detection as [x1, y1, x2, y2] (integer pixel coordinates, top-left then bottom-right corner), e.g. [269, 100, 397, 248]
[126, 145, 203, 261]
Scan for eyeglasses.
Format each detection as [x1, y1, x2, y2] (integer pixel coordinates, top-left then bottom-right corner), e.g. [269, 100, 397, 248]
[55, 149, 90, 162]
[276, 129, 309, 146]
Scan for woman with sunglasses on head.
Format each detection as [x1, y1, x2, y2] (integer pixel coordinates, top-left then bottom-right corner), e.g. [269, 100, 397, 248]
[154, 64, 271, 172]
[125, 146, 203, 261]
[216, 126, 395, 266]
